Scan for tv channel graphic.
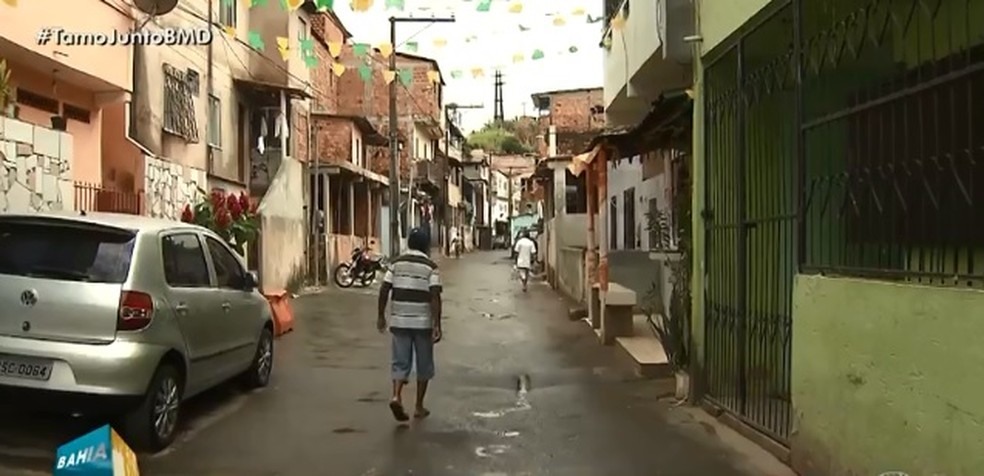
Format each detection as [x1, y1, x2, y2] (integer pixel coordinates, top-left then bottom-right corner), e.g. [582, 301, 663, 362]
[54, 424, 140, 475]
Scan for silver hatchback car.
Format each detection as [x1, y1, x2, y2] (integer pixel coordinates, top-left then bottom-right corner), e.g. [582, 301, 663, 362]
[0, 212, 275, 451]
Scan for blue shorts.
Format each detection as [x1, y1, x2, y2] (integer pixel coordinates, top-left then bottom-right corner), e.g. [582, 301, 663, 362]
[391, 327, 435, 381]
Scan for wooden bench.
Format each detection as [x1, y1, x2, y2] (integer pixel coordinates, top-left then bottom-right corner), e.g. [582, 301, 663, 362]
[600, 282, 636, 345]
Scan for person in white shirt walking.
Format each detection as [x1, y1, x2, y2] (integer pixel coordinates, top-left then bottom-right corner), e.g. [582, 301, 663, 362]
[513, 230, 538, 292]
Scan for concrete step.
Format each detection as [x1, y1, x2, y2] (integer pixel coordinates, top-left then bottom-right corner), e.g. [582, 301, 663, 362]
[615, 314, 670, 378]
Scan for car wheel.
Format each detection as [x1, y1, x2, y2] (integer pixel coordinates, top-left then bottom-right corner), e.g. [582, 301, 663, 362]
[121, 364, 182, 452]
[242, 327, 274, 389]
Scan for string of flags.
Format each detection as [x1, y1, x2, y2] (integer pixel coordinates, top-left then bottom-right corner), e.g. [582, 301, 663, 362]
[237, 0, 610, 81]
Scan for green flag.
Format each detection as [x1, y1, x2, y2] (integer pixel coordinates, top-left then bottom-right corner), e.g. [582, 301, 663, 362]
[476, 0, 491, 12]
[450, 70, 462, 79]
[397, 68, 413, 86]
[304, 54, 318, 69]
[299, 38, 314, 54]
[353, 43, 370, 57]
[250, 0, 267, 7]
[248, 31, 265, 51]
[404, 41, 418, 52]
[358, 64, 373, 81]
[385, 0, 404, 10]
[531, 49, 545, 60]
[315, 0, 333, 9]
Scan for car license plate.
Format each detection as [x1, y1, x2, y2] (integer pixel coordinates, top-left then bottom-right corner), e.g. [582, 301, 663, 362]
[0, 356, 53, 381]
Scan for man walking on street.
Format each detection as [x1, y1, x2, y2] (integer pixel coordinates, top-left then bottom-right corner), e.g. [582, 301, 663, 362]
[513, 230, 537, 292]
[378, 227, 443, 422]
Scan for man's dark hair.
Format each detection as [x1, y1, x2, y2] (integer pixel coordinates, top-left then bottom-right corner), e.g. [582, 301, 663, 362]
[407, 227, 430, 253]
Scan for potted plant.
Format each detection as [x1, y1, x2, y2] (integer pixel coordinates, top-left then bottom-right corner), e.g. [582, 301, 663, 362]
[0, 58, 18, 119]
[180, 189, 260, 256]
[643, 160, 693, 402]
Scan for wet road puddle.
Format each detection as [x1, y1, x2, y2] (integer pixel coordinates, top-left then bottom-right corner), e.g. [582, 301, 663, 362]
[472, 374, 532, 419]
[474, 444, 510, 458]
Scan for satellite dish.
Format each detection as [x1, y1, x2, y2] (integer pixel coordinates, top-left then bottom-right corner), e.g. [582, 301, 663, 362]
[133, 0, 178, 16]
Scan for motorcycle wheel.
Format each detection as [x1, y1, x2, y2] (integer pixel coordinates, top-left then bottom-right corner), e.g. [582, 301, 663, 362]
[357, 269, 377, 287]
[333, 263, 355, 288]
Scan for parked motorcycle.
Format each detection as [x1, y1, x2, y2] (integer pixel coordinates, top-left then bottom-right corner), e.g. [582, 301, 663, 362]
[333, 247, 388, 288]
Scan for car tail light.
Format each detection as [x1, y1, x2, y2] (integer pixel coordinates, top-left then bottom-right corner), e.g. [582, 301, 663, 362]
[118, 291, 154, 331]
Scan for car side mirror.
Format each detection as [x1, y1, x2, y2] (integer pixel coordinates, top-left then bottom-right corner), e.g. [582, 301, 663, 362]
[244, 271, 259, 291]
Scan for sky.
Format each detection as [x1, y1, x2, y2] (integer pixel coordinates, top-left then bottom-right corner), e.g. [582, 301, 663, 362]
[329, 0, 605, 133]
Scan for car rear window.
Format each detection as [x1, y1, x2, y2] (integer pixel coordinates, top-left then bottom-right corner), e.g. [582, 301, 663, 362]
[0, 220, 136, 283]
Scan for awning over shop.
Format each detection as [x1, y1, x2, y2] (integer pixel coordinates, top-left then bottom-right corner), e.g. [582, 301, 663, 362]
[314, 160, 389, 186]
[233, 78, 314, 100]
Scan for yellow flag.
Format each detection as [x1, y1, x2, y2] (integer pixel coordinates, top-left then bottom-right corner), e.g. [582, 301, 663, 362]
[471, 67, 484, 78]
[572, 7, 585, 15]
[1, 0, 16, 6]
[223, 25, 236, 38]
[350, 0, 373, 12]
[611, 13, 626, 31]
[432, 38, 447, 48]
[286, 0, 304, 10]
[382, 70, 396, 84]
[426, 70, 440, 83]
[276, 37, 290, 60]
[512, 53, 524, 63]
[553, 16, 566, 26]
[331, 62, 347, 77]
[325, 42, 341, 58]
[508, 2, 522, 13]
[377, 42, 393, 58]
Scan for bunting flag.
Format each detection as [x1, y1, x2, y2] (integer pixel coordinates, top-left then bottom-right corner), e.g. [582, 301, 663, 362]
[299, 38, 314, 56]
[512, 53, 524, 63]
[223, 25, 236, 38]
[450, 70, 463, 79]
[572, 7, 586, 15]
[385, 0, 404, 10]
[404, 41, 418, 52]
[552, 16, 566, 26]
[285, 0, 303, 10]
[382, 70, 397, 84]
[304, 53, 319, 68]
[476, 0, 491, 12]
[507, 2, 522, 13]
[350, 0, 372, 11]
[315, 0, 333, 10]
[248, 31, 265, 51]
[377, 42, 393, 58]
[250, 0, 266, 7]
[398, 68, 413, 86]
[328, 41, 342, 57]
[358, 64, 373, 81]
[471, 67, 484, 78]
[2, 0, 15, 6]
[531, 49, 544, 60]
[432, 38, 447, 48]
[426, 70, 440, 84]
[352, 43, 369, 57]
[331, 62, 347, 77]
[276, 36, 290, 60]
[611, 12, 626, 30]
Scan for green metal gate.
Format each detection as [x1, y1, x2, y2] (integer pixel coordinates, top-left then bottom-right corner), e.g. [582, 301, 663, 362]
[703, 1, 797, 444]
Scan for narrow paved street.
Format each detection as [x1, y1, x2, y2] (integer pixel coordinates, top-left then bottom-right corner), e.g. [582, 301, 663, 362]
[0, 252, 790, 475]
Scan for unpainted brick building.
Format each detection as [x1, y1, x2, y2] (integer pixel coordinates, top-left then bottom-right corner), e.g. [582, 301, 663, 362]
[530, 87, 606, 156]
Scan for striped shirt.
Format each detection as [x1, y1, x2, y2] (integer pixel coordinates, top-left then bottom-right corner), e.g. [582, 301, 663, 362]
[383, 250, 442, 329]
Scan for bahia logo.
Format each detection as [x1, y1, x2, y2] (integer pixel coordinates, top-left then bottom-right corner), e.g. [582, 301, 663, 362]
[56, 442, 109, 469]
[54, 424, 139, 475]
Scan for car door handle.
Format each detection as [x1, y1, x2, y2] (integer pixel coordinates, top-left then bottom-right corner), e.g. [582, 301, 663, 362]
[175, 303, 189, 314]
[221, 302, 231, 311]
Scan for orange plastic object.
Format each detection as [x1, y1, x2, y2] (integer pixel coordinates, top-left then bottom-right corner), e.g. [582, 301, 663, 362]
[263, 290, 295, 337]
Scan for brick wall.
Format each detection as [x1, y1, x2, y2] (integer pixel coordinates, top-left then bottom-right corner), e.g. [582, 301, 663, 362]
[311, 12, 347, 113]
[292, 101, 309, 163]
[313, 116, 353, 164]
[548, 89, 605, 132]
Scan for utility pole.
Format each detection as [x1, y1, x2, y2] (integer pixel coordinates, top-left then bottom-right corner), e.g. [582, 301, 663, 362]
[388, 15, 455, 258]
[506, 166, 514, 234]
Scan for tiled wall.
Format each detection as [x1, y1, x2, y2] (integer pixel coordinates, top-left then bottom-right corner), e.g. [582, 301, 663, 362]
[144, 154, 207, 220]
[0, 117, 74, 213]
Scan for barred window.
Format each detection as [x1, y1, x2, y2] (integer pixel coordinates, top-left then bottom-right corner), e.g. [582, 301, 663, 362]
[162, 64, 199, 143]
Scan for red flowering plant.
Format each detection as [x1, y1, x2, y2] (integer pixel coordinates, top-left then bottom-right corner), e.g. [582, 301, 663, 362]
[180, 189, 259, 256]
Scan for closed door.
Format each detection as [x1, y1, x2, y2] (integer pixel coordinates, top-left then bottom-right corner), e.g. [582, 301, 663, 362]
[160, 232, 223, 394]
[204, 236, 260, 376]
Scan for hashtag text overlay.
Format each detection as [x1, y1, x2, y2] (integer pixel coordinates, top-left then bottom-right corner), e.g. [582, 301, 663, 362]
[36, 28, 213, 47]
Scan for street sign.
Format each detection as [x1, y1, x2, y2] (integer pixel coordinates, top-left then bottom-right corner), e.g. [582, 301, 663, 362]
[54, 424, 139, 475]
